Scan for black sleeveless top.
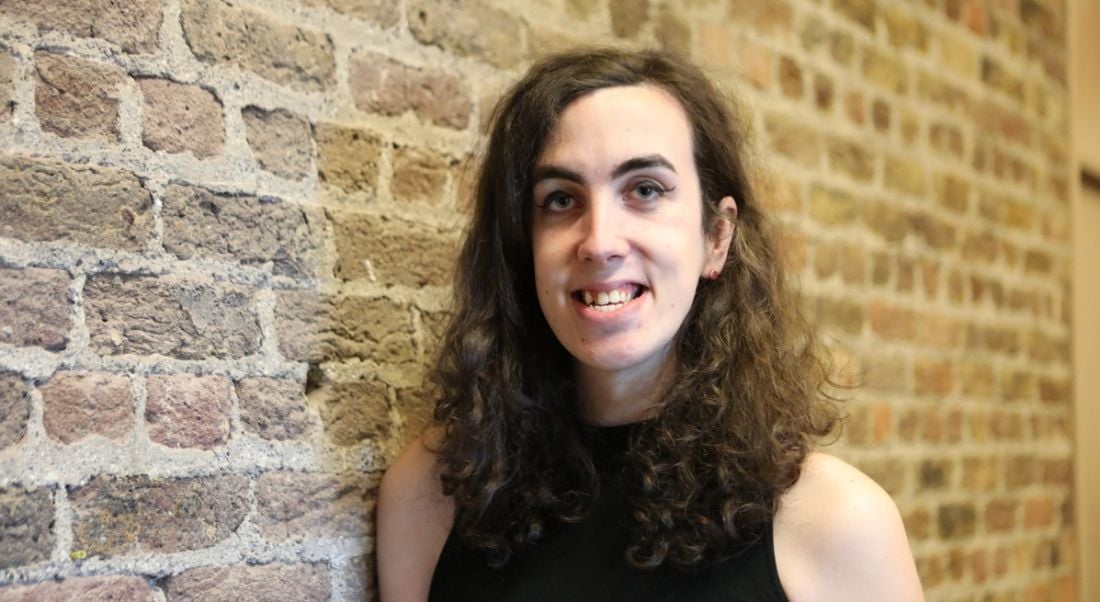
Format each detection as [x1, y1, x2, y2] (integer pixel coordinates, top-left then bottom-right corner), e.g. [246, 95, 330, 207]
[429, 425, 789, 601]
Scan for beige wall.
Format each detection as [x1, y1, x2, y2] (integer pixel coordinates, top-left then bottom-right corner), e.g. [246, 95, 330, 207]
[1072, 0, 1100, 598]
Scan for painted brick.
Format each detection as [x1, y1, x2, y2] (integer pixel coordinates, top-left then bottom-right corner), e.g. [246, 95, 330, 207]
[84, 274, 260, 360]
[145, 374, 232, 449]
[255, 472, 375, 541]
[236, 377, 319, 441]
[348, 51, 471, 129]
[0, 486, 53, 569]
[0, 576, 154, 601]
[181, 0, 335, 91]
[161, 184, 323, 280]
[0, 155, 153, 251]
[0, 0, 161, 53]
[163, 563, 330, 601]
[34, 52, 126, 141]
[0, 267, 70, 351]
[274, 291, 414, 363]
[242, 106, 313, 181]
[314, 123, 384, 194]
[139, 79, 224, 158]
[407, 0, 527, 68]
[69, 475, 248, 557]
[41, 371, 132, 444]
[332, 212, 458, 287]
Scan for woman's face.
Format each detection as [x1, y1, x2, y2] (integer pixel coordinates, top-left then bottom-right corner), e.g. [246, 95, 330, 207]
[530, 84, 734, 377]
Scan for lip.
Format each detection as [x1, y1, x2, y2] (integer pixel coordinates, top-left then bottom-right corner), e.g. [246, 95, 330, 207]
[570, 279, 645, 294]
[570, 283, 648, 322]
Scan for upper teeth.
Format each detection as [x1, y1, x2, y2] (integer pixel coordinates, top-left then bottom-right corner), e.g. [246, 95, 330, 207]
[582, 287, 636, 306]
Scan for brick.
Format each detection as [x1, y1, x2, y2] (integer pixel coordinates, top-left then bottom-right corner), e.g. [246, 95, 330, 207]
[869, 301, 913, 340]
[862, 48, 908, 95]
[84, 274, 260, 360]
[274, 291, 414, 363]
[301, 0, 399, 26]
[884, 5, 926, 50]
[309, 378, 392, 445]
[610, 0, 649, 38]
[915, 359, 952, 396]
[812, 241, 864, 284]
[986, 499, 1017, 532]
[1024, 497, 1055, 529]
[34, 52, 126, 141]
[939, 32, 976, 78]
[856, 458, 905, 496]
[655, 8, 691, 56]
[0, 155, 153, 251]
[139, 79, 223, 158]
[884, 154, 925, 197]
[871, 98, 889, 131]
[961, 230, 998, 263]
[395, 381, 435, 443]
[242, 107, 313, 181]
[865, 202, 907, 242]
[765, 113, 821, 167]
[830, 30, 855, 66]
[407, 0, 526, 68]
[902, 506, 930, 541]
[145, 374, 231, 449]
[935, 173, 970, 214]
[0, 52, 14, 121]
[164, 563, 330, 601]
[0, 486, 53, 569]
[236, 378, 319, 441]
[833, 0, 875, 31]
[0, 0, 161, 53]
[812, 72, 834, 112]
[918, 459, 950, 491]
[937, 503, 976, 539]
[698, 24, 736, 68]
[909, 213, 955, 250]
[349, 52, 471, 129]
[0, 576, 154, 601]
[1039, 376, 1070, 404]
[0, 267, 70, 350]
[962, 456, 998, 492]
[392, 146, 455, 205]
[1005, 455, 1037, 487]
[0, 373, 29, 451]
[814, 296, 864, 335]
[70, 475, 248, 557]
[777, 56, 803, 99]
[800, 14, 827, 53]
[827, 137, 875, 182]
[161, 185, 323, 280]
[736, 37, 774, 90]
[41, 371, 132, 444]
[255, 472, 375, 540]
[929, 123, 964, 159]
[1002, 370, 1036, 403]
[862, 353, 906, 393]
[181, 0, 335, 91]
[958, 361, 995, 398]
[727, 0, 793, 35]
[314, 123, 383, 193]
[332, 212, 458, 287]
[809, 185, 859, 226]
[981, 56, 1023, 103]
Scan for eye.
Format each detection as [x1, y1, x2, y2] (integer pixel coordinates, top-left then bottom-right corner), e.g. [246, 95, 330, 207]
[539, 191, 575, 212]
[629, 180, 667, 203]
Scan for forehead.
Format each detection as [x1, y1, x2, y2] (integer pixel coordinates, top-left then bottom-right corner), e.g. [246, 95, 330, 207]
[537, 84, 695, 169]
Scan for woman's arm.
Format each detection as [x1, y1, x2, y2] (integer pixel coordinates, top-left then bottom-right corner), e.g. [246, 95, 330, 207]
[774, 452, 925, 602]
[377, 431, 455, 602]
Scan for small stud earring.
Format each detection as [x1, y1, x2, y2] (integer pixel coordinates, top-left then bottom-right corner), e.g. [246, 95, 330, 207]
[708, 270, 720, 280]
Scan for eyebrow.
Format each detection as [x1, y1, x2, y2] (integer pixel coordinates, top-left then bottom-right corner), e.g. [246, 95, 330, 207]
[532, 154, 677, 185]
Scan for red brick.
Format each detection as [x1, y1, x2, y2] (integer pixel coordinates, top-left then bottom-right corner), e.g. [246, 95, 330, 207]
[255, 472, 376, 541]
[139, 78, 224, 158]
[0, 155, 154, 252]
[0, 486, 52, 569]
[0, 576, 153, 601]
[181, 0, 335, 91]
[0, 267, 70, 351]
[349, 52, 472, 129]
[164, 563, 330, 601]
[69, 475, 248, 557]
[41, 371, 132, 444]
[84, 274, 260, 360]
[0, 0, 161, 53]
[236, 378, 319, 441]
[34, 52, 126, 141]
[145, 374, 232, 449]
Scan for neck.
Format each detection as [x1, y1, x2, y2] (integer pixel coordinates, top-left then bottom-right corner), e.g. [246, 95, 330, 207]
[575, 354, 672, 426]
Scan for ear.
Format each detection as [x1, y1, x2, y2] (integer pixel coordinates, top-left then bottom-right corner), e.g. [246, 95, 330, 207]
[702, 196, 737, 277]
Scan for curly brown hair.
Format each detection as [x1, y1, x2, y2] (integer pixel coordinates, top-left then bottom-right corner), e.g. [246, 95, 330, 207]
[430, 47, 839, 570]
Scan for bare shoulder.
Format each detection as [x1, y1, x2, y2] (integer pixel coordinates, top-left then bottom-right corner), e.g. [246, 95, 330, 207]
[377, 428, 455, 602]
[773, 452, 924, 602]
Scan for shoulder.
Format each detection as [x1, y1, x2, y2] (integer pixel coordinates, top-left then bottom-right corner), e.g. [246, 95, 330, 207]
[773, 452, 924, 602]
[377, 429, 455, 602]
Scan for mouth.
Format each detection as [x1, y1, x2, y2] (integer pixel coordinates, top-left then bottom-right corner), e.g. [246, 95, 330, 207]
[572, 284, 646, 313]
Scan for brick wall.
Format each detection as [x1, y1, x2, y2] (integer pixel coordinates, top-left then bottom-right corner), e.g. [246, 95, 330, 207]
[0, 0, 1074, 600]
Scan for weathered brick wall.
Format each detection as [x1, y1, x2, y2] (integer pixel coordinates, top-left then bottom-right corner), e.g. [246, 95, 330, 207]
[0, 0, 1073, 600]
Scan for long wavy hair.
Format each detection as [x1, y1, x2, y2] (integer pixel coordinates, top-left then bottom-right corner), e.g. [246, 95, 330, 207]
[430, 47, 839, 570]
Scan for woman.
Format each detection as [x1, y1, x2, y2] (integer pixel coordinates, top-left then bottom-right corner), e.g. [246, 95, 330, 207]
[378, 48, 924, 601]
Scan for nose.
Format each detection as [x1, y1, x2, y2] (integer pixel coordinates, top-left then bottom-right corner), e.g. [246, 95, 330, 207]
[576, 198, 629, 264]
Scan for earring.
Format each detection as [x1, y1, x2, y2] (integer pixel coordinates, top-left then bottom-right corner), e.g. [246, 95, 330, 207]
[708, 270, 720, 280]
